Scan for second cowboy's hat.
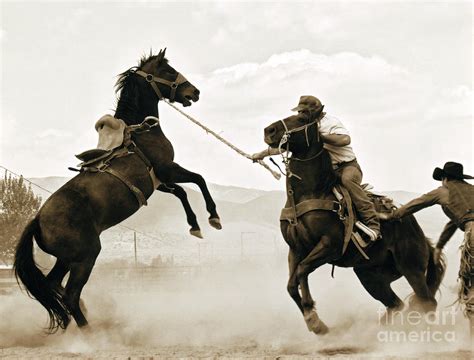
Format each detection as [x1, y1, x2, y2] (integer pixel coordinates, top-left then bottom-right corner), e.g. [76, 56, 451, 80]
[291, 95, 323, 112]
[433, 161, 474, 181]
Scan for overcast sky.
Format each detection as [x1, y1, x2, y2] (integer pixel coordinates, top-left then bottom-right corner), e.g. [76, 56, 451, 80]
[1, 1, 472, 193]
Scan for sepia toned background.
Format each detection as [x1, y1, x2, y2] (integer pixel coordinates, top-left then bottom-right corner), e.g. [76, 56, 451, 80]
[1, 0, 472, 193]
[0, 1, 472, 359]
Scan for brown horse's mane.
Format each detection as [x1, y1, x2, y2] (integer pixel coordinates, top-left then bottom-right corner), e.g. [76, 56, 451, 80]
[113, 52, 169, 121]
[115, 51, 169, 94]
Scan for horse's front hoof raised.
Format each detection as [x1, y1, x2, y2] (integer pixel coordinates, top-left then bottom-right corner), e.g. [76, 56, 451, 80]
[209, 217, 222, 230]
[190, 229, 203, 239]
[304, 310, 329, 335]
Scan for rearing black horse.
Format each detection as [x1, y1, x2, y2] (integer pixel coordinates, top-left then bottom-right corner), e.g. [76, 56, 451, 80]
[263, 111, 445, 335]
[14, 49, 221, 332]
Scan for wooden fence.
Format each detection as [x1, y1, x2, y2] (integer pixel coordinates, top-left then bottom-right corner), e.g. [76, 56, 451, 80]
[0, 265, 208, 295]
[0, 267, 15, 295]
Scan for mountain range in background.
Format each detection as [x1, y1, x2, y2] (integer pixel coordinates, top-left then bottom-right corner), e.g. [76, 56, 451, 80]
[26, 176, 440, 234]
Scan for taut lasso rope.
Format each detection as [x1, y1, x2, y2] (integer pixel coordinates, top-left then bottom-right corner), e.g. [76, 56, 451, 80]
[163, 99, 281, 180]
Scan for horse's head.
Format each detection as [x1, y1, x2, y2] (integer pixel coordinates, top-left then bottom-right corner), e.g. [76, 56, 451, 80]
[264, 111, 323, 155]
[137, 48, 200, 107]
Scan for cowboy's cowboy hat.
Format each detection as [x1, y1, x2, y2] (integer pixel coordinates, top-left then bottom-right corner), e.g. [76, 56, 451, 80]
[291, 95, 324, 113]
[433, 161, 473, 181]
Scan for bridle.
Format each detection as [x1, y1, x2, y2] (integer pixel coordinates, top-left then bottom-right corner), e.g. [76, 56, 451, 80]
[135, 69, 189, 103]
[274, 117, 324, 180]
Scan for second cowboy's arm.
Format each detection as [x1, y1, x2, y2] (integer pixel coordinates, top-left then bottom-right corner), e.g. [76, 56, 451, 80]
[383, 186, 456, 252]
[391, 187, 447, 219]
[251, 147, 281, 161]
[437, 220, 458, 249]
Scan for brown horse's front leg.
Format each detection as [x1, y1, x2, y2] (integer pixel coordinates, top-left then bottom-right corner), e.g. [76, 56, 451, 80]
[287, 249, 304, 313]
[157, 183, 202, 238]
[297, 235, 338, 335]
[158, 162, 222, 230]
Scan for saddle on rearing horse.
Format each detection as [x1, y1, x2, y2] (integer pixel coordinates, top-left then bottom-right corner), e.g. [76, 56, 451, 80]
[71, 115, 161, 207]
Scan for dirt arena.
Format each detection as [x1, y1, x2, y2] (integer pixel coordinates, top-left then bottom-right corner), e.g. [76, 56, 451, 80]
[0, 257, 471, 359]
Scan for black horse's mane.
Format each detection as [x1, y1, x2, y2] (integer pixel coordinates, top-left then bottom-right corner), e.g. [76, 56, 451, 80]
[115, 52, 169, 94]
[114, 52, 168, 118]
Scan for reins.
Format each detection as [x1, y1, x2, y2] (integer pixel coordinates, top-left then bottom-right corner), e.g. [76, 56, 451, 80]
[276, 118, 323, 180]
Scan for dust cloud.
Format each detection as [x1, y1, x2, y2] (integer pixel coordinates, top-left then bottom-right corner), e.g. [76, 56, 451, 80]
[0, 254, 472, 359]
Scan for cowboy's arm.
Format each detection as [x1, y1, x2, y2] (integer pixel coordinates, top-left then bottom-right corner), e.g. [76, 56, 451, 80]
[436, 220, 457, 249]
[320, 134, 351, 147]
[251, 147, 282, 161]
[392, 188, 445, 219]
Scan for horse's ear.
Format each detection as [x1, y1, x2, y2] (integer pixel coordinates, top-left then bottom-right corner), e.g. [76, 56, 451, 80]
[157, 48, 167, 63]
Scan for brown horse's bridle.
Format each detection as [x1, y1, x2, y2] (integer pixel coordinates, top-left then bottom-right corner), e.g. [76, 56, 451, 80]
[276, 118, 323, 180]
[277, 116, 342, 227]
[135, 70, 188, 102]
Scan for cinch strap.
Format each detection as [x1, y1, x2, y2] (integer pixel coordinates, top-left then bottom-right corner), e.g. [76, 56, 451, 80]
[280, 198, 341, 222]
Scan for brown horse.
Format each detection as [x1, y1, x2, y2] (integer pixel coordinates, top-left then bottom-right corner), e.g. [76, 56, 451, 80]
[14, 49, 221, 332]
[263, 111, 445, 334]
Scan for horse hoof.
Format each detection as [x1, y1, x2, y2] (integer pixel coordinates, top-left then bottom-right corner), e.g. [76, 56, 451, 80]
[190, 229, 203, 239]
[313, 320, 329, 335]
[304, 310, 329, 335]
[209, 217, 222, 230]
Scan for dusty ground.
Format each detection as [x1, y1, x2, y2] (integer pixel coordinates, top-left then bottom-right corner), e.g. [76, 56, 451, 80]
[1, 260, 472, 359]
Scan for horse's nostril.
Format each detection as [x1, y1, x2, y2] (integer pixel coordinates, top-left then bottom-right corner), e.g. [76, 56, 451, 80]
[194, 89, 200, 96]
[268, 127, 276, 135]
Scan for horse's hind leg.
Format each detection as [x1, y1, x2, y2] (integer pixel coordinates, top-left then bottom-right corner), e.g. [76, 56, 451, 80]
[354, 265, 404, 324]
[63, 259, 97, 328]
[403, 271, 437, 313]
[63, 236, 100, 329]
[395, 248, 437, 312]
[157, 183, 202, 238]
[46, 259, 70, 295]
[159, 162, 221, 230]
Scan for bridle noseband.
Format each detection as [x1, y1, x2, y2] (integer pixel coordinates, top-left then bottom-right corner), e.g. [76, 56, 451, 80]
[274, 117, 323, 180]
[135, 69, 188, 103]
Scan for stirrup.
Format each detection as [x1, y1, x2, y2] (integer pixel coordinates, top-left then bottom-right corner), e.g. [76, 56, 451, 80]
[355, 221, 380, 242]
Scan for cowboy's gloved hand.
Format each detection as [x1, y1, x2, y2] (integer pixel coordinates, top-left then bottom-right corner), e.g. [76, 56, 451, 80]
[251, 152, 265, 162]
[433, 248, 442, 265]
[377, 211, 393, 221]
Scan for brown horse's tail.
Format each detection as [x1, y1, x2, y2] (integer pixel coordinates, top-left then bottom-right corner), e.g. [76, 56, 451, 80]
[426, 243, 446, 296]
[13, 218, 70, 333]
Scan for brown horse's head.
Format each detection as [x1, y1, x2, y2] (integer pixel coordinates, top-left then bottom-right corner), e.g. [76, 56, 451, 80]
[139, 48, 200, 107]
[115, 49, 201, 124]
[264, 112, 322, 155]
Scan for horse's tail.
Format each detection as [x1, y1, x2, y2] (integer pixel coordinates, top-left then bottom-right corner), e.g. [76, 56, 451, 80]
[426, 242, 446, 296]
[13, 218, 69, 332]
